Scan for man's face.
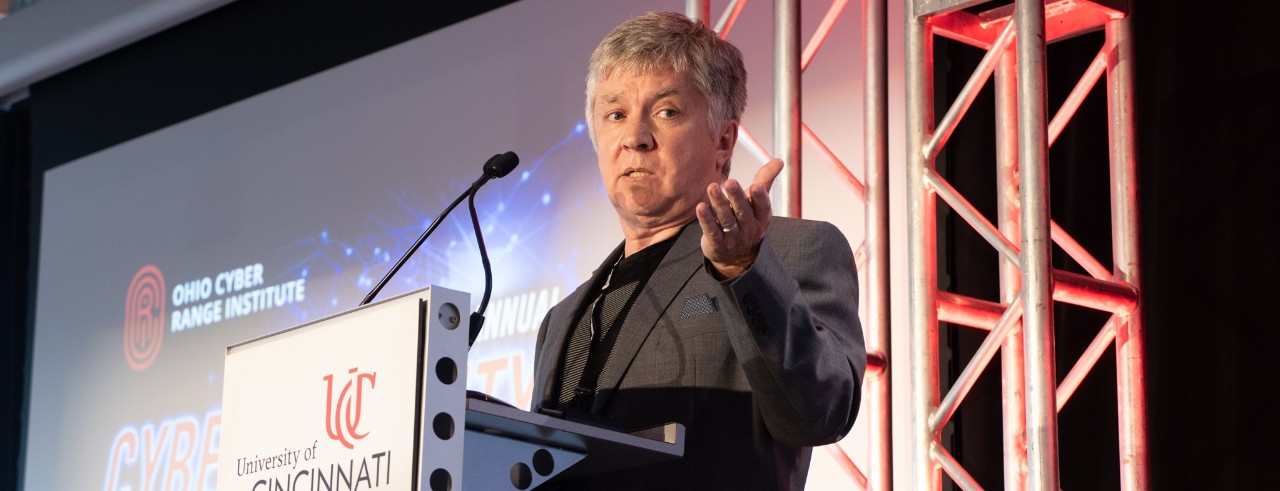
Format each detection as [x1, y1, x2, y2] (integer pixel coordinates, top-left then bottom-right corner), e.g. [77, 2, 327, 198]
[591, 68, 735, 231]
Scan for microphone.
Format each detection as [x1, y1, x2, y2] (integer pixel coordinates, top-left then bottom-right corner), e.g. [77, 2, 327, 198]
[359, 151, 519, 307]
[483, 151, 519, 179]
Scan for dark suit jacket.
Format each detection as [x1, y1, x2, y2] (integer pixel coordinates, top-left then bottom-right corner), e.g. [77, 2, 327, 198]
[532, 217, 866, 490]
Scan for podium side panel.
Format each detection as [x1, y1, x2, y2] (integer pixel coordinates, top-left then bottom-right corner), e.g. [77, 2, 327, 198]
[417, 287, 471, 491]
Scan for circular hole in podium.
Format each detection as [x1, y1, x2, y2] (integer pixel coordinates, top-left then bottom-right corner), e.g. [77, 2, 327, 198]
[429, 468, 451, 491]
[438, 303, 461, 330]
[532, 449, 555, 476]
[433, 412, 455, 440]
[435, 357, 458, 385]
[510, 462, 533, 489]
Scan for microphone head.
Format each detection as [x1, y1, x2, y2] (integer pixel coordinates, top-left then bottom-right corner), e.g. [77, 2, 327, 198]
[484, 151, 519, 178]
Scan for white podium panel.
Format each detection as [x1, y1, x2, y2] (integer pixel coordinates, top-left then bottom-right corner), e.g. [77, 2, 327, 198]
[218, 284, 682, 491]
[218, 286, 470, 490]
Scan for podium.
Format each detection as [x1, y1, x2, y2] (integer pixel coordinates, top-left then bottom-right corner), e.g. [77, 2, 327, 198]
[217, 286, 683, 490]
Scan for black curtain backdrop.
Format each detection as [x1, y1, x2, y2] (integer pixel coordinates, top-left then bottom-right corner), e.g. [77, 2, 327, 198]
[1, 0, 1276, 489]
[1136, 2, 1279, 488]
[29, 0, 517, 168]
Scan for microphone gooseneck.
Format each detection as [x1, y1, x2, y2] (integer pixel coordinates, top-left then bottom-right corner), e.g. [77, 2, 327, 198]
[359, 151, 519, 307]
[466, 185, 492, 347]
[466, 151, 517, 346]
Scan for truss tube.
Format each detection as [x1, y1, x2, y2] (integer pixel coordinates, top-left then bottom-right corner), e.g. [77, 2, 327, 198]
[713, 0, 746, 39]
[931, 297, 1024, 432]
[1051, 269, 1137, 313]
[804, 123, 867, 199]
[801, 0, 850, 71]
[772, 0, 802, 218]
[867, 350, 888, 375]
[933, 443, 986, 491]
[685, 0, 710, 25]
[905, 0, 941, 488]
[923, 20, 1015, 161]
[937, 291, 1005, 330]
[855, 241, 870, 275]
[925, 169, 1021, 264]
[737, 125, 773, 165]
[863, 0, 893, 487]
[1047, 47, 1107, 148]
[936, 275, 1137, 331]
[1050, 219, 1113, 281]
[1013, 1, 1061, 488]
[1056, 315, 1121, 411]
[1106, 15, 1150, 490]
[825, 445, 871, 490]
[995, 45, 1029, 491]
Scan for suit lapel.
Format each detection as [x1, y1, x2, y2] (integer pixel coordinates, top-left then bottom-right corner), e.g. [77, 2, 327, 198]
[591, 224, 704, 413]
[534, 243, 625, 408]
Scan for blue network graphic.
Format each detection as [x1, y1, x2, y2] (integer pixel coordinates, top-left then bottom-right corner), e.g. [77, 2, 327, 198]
[276, 121, 606, 327]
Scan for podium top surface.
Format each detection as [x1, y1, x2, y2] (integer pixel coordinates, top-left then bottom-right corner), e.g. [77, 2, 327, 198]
[465, 398, 684, 480]
[226, 285, 451, 352]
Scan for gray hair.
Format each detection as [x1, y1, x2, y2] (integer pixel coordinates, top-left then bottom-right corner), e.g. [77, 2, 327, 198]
[585, 12, 747, 173]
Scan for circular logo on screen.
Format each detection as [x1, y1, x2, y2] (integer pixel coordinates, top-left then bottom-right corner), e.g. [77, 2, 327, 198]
[124, 265, 166, 371]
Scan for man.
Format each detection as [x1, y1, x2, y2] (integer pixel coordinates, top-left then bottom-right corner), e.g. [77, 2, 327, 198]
[531, 12, 865, 490]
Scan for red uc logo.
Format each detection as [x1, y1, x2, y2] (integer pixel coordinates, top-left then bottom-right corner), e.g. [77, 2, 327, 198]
[124, 265, 166, 371]
[324, 367, 377, 449]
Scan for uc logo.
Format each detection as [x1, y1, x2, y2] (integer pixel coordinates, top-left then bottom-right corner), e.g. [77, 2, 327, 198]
[323, 367, 377, 449]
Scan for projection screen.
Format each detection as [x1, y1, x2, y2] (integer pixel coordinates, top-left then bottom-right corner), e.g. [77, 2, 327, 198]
[25, 0, 884, 488]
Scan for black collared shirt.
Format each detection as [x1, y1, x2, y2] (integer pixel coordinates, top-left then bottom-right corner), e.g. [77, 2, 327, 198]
[554, 228, 683, 411]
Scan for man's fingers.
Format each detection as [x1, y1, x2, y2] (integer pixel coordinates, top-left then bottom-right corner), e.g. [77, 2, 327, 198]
[706, 182, 737, 230]
[752, 159, 785, 192]
[722, 180, 753, 224]
[696, 202, 723, 239]
[750, 183, 773, 222]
